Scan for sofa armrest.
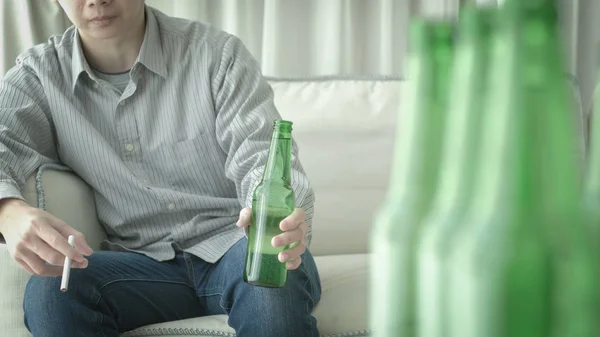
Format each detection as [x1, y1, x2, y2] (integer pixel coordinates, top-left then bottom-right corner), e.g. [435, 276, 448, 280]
[21, 165, 107, 250]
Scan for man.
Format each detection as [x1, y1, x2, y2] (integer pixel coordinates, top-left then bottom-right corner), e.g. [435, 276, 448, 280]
[0, 0, 320, 336]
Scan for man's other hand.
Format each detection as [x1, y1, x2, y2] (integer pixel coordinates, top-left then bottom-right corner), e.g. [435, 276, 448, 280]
[236, 207, 307, 270]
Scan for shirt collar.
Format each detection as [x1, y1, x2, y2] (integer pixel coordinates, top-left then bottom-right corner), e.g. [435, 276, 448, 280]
[135, 7, 168, 79]
[71, 6, 167, 92]
[70, 28, 93, 91]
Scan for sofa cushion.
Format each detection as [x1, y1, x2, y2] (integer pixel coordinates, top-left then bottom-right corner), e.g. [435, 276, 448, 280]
[311, 253, 371, 336]
[0, 249, 31, 337]
[269, 79, 403, 256]
[122, 253, 371, 337]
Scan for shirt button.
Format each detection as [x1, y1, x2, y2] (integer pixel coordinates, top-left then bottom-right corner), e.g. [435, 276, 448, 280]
[125, 144, 135, 152]
[93, 83, 99, 89]
[167, 203, 176, 210]
[119, 101, 126, 106]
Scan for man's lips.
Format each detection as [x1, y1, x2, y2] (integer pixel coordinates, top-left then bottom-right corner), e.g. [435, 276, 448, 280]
[90, 15, 117, 25]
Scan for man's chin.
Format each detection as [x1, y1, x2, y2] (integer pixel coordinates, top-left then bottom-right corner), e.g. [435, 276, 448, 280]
[82, 30, 120, 41]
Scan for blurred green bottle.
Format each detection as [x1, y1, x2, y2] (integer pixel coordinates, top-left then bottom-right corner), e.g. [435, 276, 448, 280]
[580, 49, 600, 334]
[244, 120, 295, 288]
[583, 53, 600, 248]
[415, 2, 498, 337]
[448, 0, 598, 336]
[369, 6, 455, 337]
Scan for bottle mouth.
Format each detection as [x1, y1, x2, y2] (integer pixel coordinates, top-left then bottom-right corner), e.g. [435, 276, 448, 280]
[274, 120, 293, 132]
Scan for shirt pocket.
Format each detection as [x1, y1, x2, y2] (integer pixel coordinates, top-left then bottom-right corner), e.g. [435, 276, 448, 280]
[146, 131, 225, 193]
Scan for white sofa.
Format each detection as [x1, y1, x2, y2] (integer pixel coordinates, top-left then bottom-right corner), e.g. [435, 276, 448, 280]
[0, 78, 402, 336]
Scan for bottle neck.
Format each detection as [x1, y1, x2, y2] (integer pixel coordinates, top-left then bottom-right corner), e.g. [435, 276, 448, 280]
[434, 5, 497, 209]
[526, 3, 580, 211]
[500, 0, 580, 216]
[387, 19, 454, 203]
[470, 0, 571, 216]
[469, 12, 516, 215]
[262, 127, 292, 185]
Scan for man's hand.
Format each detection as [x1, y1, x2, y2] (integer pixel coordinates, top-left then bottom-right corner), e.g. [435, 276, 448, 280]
[237, 207, 308, 270]
[0, 199, 94, 277]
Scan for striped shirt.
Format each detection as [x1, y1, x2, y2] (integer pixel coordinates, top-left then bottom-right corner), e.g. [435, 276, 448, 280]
[0, 6, 314, 263]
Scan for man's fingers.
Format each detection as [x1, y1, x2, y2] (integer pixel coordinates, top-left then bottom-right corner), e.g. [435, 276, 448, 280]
[73, 235, 94, 256]
[29, 236, 71, 266]
[27, 236, 89, 269]
[17, 248, 62, 277]
[71, 259, 89, 269]
[298, 222, 308, 235]
[278, 241, 306, 263]
[280, 208, 306, 231]
[15, 258, 36, 275]
[236, 208, 252, 228]
[286, 257, 302, 270]
[34, 222, 85, 263]
[273, 221, 308, 248]
[272, 228, 304, 248]
[54, 221, 94, 255]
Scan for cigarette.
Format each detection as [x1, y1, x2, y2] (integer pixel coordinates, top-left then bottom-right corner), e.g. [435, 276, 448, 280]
[60, 235, 75, 292]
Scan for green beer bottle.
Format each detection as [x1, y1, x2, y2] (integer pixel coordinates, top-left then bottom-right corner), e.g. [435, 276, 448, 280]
[579, 52, 600, 336]
[369, 5, 455, 337]
[243, 120, 295, 288]
[508, 2, 598, 335]
[448, 0, 598, 336]
[446, 1, 547, 335]
[415, 2, 498, 337]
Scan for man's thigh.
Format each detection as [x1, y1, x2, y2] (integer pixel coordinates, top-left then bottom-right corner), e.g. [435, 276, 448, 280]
[25, 250, 203, 334]
[194, 237, 322, 314]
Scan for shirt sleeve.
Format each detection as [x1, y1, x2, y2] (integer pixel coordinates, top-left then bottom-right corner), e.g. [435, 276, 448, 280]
[0, 62, 59, 242]
[211, 35, 315, 246]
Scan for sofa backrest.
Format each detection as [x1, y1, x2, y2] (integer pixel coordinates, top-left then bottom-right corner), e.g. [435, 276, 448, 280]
[268, 78, 403, 256]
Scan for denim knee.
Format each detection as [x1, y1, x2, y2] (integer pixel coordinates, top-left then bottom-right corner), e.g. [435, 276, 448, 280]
[24, 271, 101, 336]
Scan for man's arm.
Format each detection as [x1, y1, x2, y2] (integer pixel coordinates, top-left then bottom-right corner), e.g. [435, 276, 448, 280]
[0, 62, 59, 243]
[211, 35, 315, 246]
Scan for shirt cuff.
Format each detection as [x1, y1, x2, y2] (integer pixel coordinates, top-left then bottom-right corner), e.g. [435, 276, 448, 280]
[0, 180, 24, 201]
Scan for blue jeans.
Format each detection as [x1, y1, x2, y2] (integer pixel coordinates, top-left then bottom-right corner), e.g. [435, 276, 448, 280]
[23, 237, 321, 337]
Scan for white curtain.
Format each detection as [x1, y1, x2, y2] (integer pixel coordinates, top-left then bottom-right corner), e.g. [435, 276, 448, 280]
[0, 0, 408, 78]
[0, 0, 598, 110]
[0, 0, 71, 76]
[145, 0, 408, 78]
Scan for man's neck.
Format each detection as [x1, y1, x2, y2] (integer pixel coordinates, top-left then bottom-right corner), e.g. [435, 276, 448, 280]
[79, 17, 146, 74]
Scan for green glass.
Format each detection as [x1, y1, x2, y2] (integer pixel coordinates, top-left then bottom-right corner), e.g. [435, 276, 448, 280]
[415, 4, 497, 337]
[585, 64, 600, 248]
[501, 2, 597, 336]
[448, 1, 598, 336]
[243, 120, 295, 288]
[369, 18, 454, 337]
[446, 1, 540, 335]
[579, 47, 600, 337]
